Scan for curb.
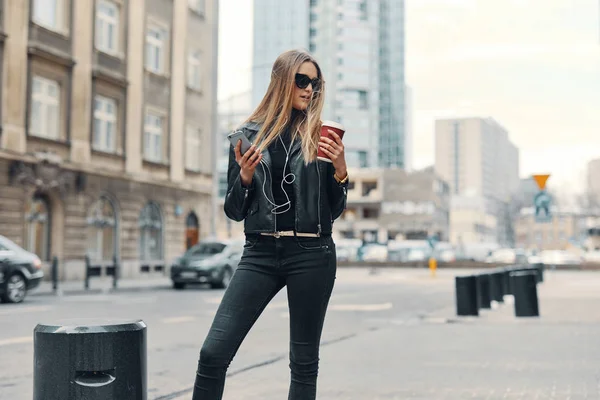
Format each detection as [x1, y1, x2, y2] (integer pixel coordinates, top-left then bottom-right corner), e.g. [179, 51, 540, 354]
[30, 284, 172, 297]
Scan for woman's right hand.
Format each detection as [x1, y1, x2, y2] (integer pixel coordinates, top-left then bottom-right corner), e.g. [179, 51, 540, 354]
[235, 141, 262, 187]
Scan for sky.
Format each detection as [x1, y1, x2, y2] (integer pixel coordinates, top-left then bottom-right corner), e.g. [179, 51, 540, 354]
[217, 0, 600, 194]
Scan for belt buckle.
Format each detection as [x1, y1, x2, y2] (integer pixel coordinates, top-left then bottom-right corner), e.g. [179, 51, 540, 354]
[273, 231, 281, 239]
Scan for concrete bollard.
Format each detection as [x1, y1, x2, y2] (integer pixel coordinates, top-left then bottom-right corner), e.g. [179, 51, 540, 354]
[112, 255, 119, 289]
[476, 273, 491, 309]
[510, 270, 539, 317]
[502, 267, 513, 296]
[33, 319, 147, 400]
[455, 275, 479, 316]
[489, 270, 505, 303]
[84, 255, 91, 290]
[532, 262, 544, 283]
[51, 256, 59, 293]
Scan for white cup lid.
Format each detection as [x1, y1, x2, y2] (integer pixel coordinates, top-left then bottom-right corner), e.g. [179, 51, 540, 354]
[321, 120, 345, 131]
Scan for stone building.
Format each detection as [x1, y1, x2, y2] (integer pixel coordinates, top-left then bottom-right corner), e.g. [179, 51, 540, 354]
[334, 167, 450, 243]
[0, 0, 218, 280]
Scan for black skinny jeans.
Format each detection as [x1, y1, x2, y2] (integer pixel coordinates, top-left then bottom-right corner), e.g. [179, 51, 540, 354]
[192, 234, 337, 400]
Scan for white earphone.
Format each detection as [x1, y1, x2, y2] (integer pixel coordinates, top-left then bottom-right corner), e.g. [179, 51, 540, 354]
[259, 134, 296, 214]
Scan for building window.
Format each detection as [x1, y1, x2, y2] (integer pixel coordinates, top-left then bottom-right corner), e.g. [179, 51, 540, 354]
[33, 0, 64, 33]
[358, 90, 368, 109]
[93, 95, 117, 153]
[30, 76, 60, 140]
[363, 208, 379, 219]
[186, 212, 200, 249]
[188, 0, 205, 15]
[95, 0, 120, 55]
[144, 111, 164, 162]
[187, 50, 202, 90]
[358, 151, 368, 168]
[218, 174, 227, 198]
[24, 195, 50, 261]
[185, 126, 202, 171]
[139, 202, 163, 260]
[145, 23, 167, 74]
[362, 181, 377, 197]
[358, 1, 367, 20]
[86, 196, 117, 261]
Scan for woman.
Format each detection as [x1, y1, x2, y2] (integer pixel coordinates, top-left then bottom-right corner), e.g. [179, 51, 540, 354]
[192, 49, 349, 400]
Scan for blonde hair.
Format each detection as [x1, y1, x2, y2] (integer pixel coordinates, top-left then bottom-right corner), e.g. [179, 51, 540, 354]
[244, 49, 325, 164]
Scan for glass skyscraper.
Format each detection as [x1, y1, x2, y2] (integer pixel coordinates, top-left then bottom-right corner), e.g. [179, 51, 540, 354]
[251, 0, 407, 169]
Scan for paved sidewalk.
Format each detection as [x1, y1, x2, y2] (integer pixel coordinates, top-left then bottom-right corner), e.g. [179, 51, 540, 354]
[207, 270, 600, 400]
[30, 276, 173, 296]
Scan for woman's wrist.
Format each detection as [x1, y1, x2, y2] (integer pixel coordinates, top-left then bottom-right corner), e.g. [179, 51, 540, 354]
[334, 167, 347, 180]
[240, 171, 252, 187]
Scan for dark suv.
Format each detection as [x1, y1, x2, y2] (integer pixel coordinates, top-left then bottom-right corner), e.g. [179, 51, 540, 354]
[170, 239, 243, 290]
[0, 235, 44, 303]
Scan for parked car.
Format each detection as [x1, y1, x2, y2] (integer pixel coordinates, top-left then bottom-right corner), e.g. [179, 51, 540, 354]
[358, 243, 388, 262]
[485, 248, 529, 265]
[536, 250, 583, 266]
[170, 239, 244, 290]
[0, 235, 44, 303]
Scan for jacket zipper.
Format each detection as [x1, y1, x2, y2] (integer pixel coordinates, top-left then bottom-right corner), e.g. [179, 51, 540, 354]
[317, 162, 322, 236]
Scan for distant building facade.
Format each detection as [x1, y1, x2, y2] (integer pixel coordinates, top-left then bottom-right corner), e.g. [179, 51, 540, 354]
[514, 208, 587, 251]
[435, 117, 520, 246]
[334, 167, 450, 243]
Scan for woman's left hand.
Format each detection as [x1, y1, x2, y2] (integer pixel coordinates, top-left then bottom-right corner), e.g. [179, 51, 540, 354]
[319, 130, 347, 178]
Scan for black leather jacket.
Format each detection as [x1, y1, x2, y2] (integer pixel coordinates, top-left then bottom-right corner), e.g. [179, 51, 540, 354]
[224, 121, 348, 235]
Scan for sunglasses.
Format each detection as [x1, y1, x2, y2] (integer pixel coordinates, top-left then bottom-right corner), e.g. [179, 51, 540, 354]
[295, 73, 321, 91]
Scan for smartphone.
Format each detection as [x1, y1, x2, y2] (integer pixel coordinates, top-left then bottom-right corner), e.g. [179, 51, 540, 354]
[227, 130, 253, 155]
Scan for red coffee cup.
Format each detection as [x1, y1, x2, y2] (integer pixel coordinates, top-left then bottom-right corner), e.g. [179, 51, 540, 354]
[318, 120, 346, 163]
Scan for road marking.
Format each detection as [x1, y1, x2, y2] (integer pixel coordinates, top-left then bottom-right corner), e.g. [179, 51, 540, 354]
[0, 336, 33, 347]
[329, 302, 393, 311]
[0, 306, 52, 316]
[161, 316, 196, 324]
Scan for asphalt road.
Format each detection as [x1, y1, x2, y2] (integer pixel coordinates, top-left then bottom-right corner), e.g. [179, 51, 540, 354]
[0, 268, 452, 400]
[2, 268, 599, 399]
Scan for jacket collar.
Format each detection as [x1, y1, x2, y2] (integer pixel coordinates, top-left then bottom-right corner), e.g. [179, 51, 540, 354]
[241, 121, 303, 162]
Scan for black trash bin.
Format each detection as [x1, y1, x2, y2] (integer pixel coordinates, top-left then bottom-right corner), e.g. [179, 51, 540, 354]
[455, 275, 479, 316]
[33, 319, 147, 400]
[476, 273, 491, 309]
[510, 270, 539, 317]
